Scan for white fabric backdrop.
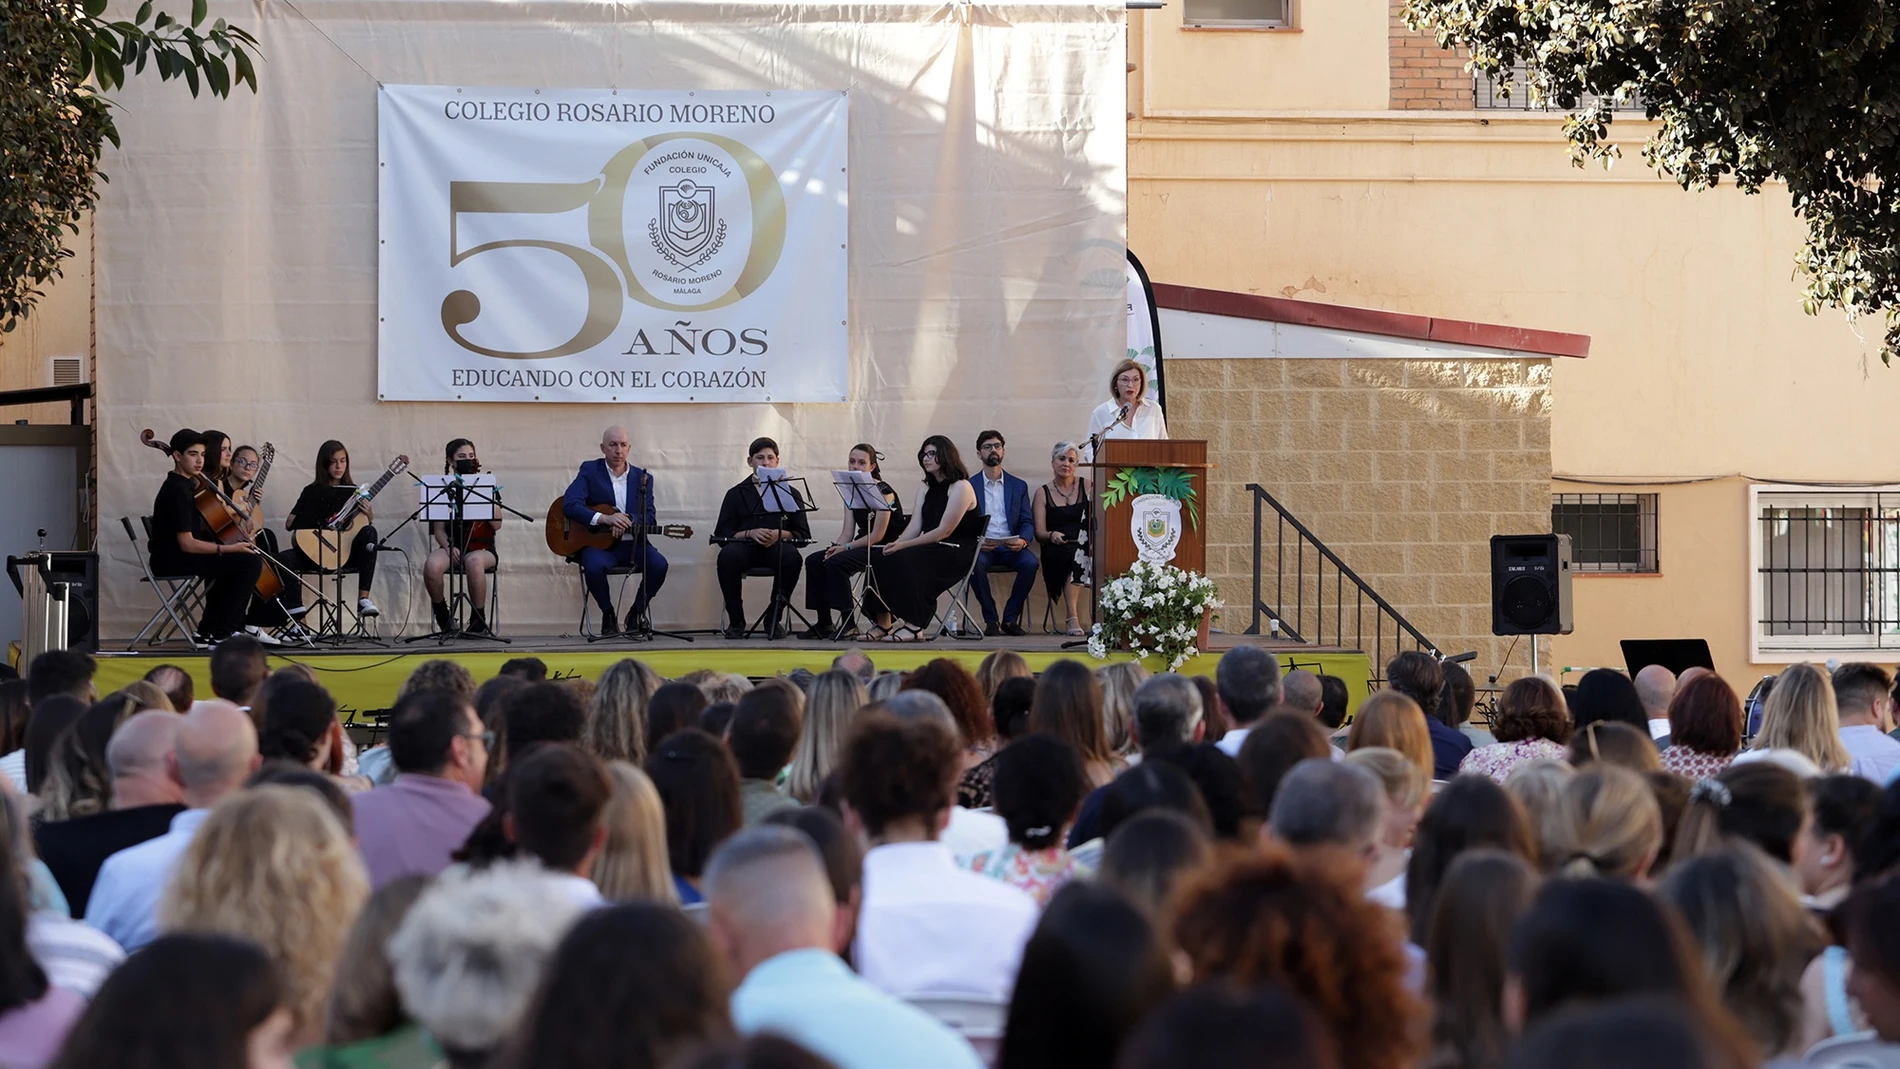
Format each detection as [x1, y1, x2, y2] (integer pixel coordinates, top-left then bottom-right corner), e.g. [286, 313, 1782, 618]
[94, 0, 1127, 636]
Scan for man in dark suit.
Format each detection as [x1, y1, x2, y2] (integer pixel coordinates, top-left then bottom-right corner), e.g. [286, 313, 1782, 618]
[562, 426, 670, 636]
[968, 430, 1039, 637]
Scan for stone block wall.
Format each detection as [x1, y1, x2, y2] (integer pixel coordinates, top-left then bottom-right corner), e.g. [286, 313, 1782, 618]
[1167, 357, 1552, 678]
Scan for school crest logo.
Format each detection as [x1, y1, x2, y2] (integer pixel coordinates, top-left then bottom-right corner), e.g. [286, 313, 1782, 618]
[654, 179, 727, 268]
[1131, 494, 1182, 564]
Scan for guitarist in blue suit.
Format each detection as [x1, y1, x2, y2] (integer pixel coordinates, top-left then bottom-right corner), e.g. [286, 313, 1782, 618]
[563, 426, 670, 636]
[968, 430, 1039, 636]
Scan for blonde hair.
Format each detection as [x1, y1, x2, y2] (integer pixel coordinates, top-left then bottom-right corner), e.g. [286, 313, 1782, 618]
[583, 659, 662, 765]
[1098, 661, 1149, 757]
[115, 680, 174, 712]
[589, 762, 678, 905]
[1107, 357, 1148, 402]
[785, 670, 866, 803]
[975, 651, 1032, 704]
[1344, 746, 1428, 814]
[1752, 663, 1851, 772]
[1559, 765, 1663, 881]
[1347, 691, 1434, 786]
[160, 786, 369, 1045]
[1503, 759, 1577, 873]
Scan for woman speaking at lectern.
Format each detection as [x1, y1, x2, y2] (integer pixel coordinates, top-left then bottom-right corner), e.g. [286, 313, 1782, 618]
[1084, 358, 1168, 461]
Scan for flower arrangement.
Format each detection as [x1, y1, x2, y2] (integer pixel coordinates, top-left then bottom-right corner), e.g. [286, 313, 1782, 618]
[1087, 560, 1222, 671]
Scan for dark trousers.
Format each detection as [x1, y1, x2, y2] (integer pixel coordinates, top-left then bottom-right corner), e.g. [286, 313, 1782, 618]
[717, 541, 801, 628]
[805, 545, 870, 620]
[972, 545, 1039, 625]
[156, 551, 264, 639]
[289, 525, 379, 592]
[578, 540, 670, 619]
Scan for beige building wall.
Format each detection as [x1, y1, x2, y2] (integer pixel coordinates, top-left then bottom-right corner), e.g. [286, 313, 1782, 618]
[1130, 8, 1900, 684]
[0, 222, 93, 428]
[1169, 357, 1550, 677]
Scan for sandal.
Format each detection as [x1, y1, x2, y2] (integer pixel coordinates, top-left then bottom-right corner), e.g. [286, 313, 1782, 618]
[1065, 615, 1085, 637]
[882, 625, 928, 643]
[863, 624, 891, 642]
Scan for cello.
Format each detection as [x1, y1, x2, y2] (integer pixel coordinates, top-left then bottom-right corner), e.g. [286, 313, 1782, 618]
[140, 429, 285, 601]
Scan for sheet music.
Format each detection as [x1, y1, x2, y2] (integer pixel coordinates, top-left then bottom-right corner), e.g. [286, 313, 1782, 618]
[418, 474, 498, 521]
[754, 468, 801, 514]
[831, 470, 889, 512]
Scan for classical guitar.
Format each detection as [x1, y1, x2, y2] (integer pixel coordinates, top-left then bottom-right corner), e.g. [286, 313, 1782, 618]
[292, 455, 410, 571]
[139, 430, 283, 600]
[544, 499, 694, 558]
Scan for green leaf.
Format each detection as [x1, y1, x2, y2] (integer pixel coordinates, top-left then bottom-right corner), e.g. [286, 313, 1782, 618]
[204, 53, 228, 96]
[191, 0, 206, 26]
[232, 45, 254, 89]
[82, 0, 108, 18]
[183, 61, 199, 95]
[136, 1, 153, 23]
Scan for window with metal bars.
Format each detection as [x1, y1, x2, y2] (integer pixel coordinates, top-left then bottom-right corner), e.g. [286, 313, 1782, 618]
[1474, 66, 1645, 111]
[1754, 489, 1900, 655]
[1551, 493, 1657, 573]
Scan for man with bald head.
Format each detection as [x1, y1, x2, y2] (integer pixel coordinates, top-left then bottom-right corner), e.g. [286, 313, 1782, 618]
[34, 711, 188, 915]
[1634, 664, 1677, 742]
[1275, 669, 1325, 718]
[562, 426, 670, 636]
[84, 700, 261, 950]
[707, 826, 984, 1069]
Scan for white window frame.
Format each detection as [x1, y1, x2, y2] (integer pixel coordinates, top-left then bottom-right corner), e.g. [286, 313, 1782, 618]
[1748, 483, 1900, 662]
[1182, 0, 1294, 29]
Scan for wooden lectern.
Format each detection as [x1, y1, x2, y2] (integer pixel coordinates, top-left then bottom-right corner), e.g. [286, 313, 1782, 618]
[1089, 439, 1209, 595]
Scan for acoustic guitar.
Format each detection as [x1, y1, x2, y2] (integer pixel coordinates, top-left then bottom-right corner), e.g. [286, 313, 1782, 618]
[544, 499, 694, 558]
[292, 455, 410, 571]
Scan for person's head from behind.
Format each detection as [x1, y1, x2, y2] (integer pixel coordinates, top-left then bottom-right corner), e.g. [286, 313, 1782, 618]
[992, 675, 1038, 741]
[27, 648, 96, 707]
[105, 709, 185, 807]
[1098, 759, 1213, 844]
[1131, 673, 1203, 752]
[1215, 645, 1282, 728]
[591, 761, 677, 905]
[388, 688, 487, 789]
[644, 729, 742, 882]
[1667, 672, 1744, 756]
[1659, 844, 1825, 1058]
[1796, 774, 1879, 900]
[1343, 747, 1427, 852]
[1384, 651, 1443, 722]
[1502, 759, 1576, 872]
[1424, 849, 1541, 1069]
[1143, 743, 1250, 842]
[1756, 661, 1849, 771]
[1171, 844, 1422, 1069]
[256, 676, 340, 772]
[1117, 983, 1338, 1069]
[583, 658, 661, 766]
[143, 663, 195, 712]
[324, 875, 432, 1046]
[37, 693, 139, 820]
[1503, 998, 1719, 1069]
[1560, 764, 1664, 881]
[832, 648, 876, 686]
[647, 682, 709, 757]
[21, 693, 84, 794]
[1438, 662, 1477, 729]
[1405, 773, 1535, 945]
[907, 658, 993, 750]
[1845, 870, 1900, 1041]
[244, 764, 354, 835]
[1674, 762, 1809, 865]
[499, 681, 587, 774]
[499, 657, 548, 682]
[1279, 669, 1323, 716]
[1100, 807, 1214, 919]
[976, 649, 1030, 702]
[1098, 661, 1150, 755]
[999, 882, 1177, 1069]
[1568, 669, 1649, 736]
[1030, 659, 1110, 768]
[1832, 661, 1894, 730]
[46, 933, 294, 1069]
[1315, 674, 1351, 730]
[209, 636, 269, 706]
[1346, 691, 1433, 787]
[785, 670, 865, 805]
[992, 733, 1090, 851]
[1267, 759, 1386, 877]
[172, 699, 263, 807]
[1236, 712, 1334, 819]
[705, 825, 846, 975]
[840, 713, 960, 840]
[388, 863, 588, 1066]
[1493, 676, 1572, 745]
[727, 683, 804, 782]
[507, 744, 611, 878]
[1567, 720, 1661, 774]
[398, 659, 477, 702]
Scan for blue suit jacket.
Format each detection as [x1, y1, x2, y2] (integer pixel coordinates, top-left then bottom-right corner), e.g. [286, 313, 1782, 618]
[969, 471, 1035, 543]
[564, 459, 658, 527]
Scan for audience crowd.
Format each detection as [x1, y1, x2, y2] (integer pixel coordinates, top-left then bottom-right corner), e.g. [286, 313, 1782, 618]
[4, 640, 1900, 1069]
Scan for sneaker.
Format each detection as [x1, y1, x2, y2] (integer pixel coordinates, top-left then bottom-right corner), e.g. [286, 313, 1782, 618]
[432, 602, 455, 634]
[467, 611, 489, 636]
[242, 625, 284, 648]
[357, 596, 381, 618]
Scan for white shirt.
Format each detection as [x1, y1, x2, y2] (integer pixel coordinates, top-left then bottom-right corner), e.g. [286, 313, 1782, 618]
[592, 465, 634, 540]
[941, 807, 1008, 861]
[1367, 870, 1407, 910]
[27, 912, 124, 996]
[981, 474, 1010, 541]
[0, 749, 23, 793]
[1215, 726, 1252, 757]
[1083, 398, 1168, 461]
[1841, 725, 1900, 783]
[537, 870, 608, 910]
[85, 808, 208, 952]
[1648, 718, 1672, 740]
[855, 841, 1039, 1002]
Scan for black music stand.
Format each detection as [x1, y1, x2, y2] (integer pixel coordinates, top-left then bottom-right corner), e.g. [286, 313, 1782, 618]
[289, 483, 383, 647]
[825, 471, 892, 641]
[721, 471, 818, 638]
[404, 474, 518, 646]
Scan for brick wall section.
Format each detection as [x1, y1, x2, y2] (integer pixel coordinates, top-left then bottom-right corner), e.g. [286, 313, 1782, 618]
[1390, 0, 1472, 109]
[1168, 357, 1552, 678]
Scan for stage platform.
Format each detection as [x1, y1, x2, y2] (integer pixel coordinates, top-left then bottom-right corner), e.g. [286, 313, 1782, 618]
[92, 632, 1373, 719]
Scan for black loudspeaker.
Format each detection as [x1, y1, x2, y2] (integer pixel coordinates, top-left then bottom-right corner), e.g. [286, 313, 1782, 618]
[5, 551, 99, 653]
[1490, 534, 1573, 636]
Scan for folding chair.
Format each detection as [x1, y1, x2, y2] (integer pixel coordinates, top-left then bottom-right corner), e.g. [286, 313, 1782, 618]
[932, 535, 988, 641]
[1806, 1032, 1900, 1069]
[733, 563, 814, 639]
[122, 516, 206, 649]
[568, 557, 646, 638]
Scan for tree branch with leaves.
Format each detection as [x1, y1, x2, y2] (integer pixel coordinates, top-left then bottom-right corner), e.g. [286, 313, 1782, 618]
[1, 0, 257, 332]
[1404, 0, 1900, 360]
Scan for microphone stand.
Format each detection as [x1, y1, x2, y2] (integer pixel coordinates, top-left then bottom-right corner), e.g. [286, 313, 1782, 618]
[612, 468, 693, 643]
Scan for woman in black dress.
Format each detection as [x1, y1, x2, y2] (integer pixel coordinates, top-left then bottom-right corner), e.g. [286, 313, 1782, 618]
[865, 435, 982, 643]
[802, 442, 907, 640]
[1034, 440, 1090, 636]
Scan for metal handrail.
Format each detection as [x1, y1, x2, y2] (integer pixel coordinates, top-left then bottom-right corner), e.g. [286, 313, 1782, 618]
[0, 383, 91, 425]
[1246, 483, 1440, 672]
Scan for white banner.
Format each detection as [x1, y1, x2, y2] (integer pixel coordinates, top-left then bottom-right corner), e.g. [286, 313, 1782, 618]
[377, 86, 849, 403]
